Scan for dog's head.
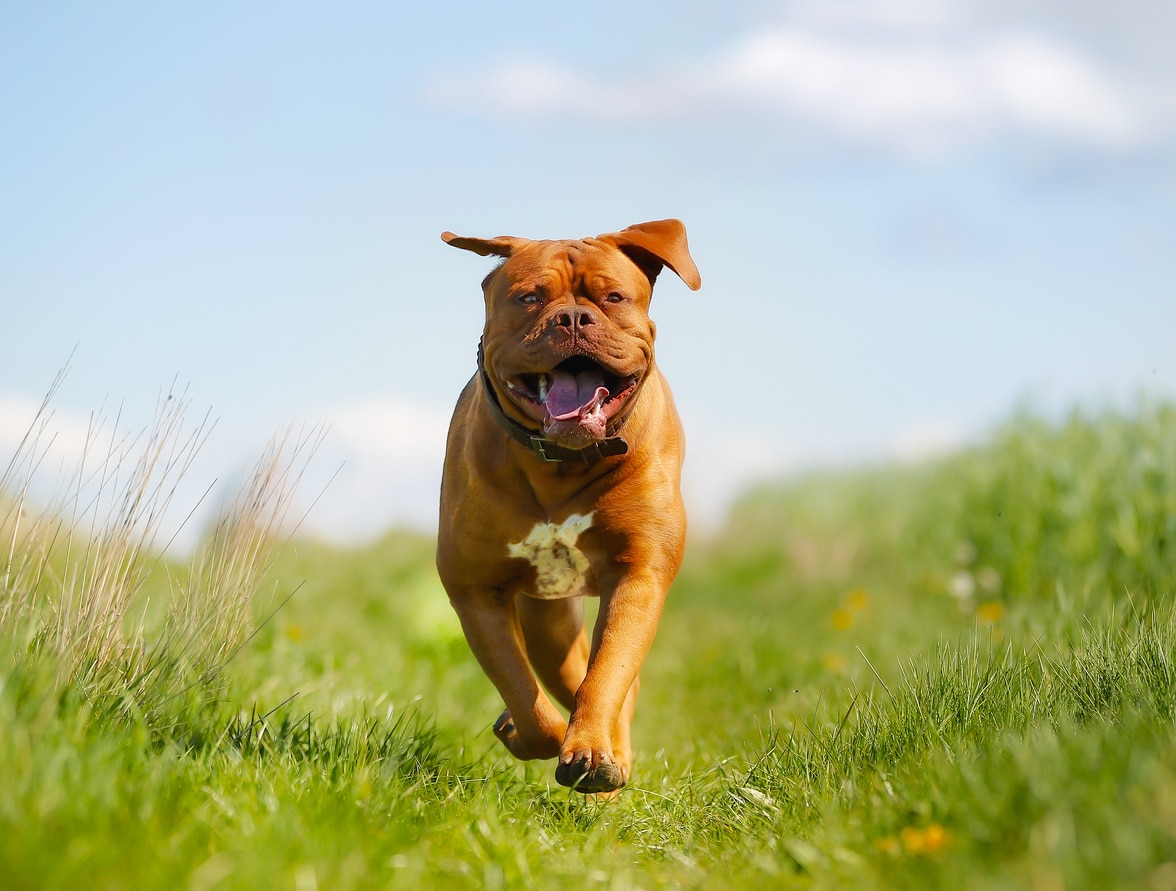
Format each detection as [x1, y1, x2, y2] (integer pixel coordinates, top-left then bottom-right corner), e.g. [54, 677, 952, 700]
[443, 219, 701, 449]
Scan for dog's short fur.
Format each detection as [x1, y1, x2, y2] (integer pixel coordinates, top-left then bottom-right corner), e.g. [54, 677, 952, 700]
[437, 220, 700, 792]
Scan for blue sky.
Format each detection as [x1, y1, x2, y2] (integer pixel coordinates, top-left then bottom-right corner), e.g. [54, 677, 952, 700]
[2, 0, 1174, 544]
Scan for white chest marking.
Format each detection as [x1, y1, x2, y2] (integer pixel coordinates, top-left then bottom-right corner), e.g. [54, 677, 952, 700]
[508, 512, 594, 599]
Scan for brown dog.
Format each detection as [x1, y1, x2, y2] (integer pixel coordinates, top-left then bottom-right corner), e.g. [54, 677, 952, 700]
[436, 219, 701, 793]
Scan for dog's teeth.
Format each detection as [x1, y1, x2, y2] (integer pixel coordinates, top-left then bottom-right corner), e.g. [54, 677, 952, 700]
[537, 375, 548, 403]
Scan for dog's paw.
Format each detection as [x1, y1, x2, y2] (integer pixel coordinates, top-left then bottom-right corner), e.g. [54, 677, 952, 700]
[555, 747, 629, 793]
[492, 709, 562, 760]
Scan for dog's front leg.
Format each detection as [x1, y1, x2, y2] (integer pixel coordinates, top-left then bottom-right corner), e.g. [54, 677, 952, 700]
[555, 571, 668, 792]
[448, 587, 568, 760]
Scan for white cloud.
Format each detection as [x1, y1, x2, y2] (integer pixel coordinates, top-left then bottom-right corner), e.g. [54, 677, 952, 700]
[302, 399, 451, 541]
[0, 394, 95, 476]
[1, 392, 451, 547]
[0, 392, 224, 554]
[978, 34, 1142, 144]
[889, 419, 969, 463]
[327, 398, 450, 464]
[783, 0, 964, 31]
[431, 24, 1154, 157]
[681, 429, 806, 532]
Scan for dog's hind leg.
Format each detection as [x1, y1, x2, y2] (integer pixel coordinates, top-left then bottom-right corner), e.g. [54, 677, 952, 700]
[517, 595, 590, 713]
[448, 587, 566, 760]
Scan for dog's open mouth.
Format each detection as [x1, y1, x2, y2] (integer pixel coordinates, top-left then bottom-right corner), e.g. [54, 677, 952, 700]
[505, 356, 640, 441]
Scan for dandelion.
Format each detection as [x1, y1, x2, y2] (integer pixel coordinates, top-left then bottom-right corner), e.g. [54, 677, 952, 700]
[845, 588, 870, 612]
[976, 601, 1004, 624]
[284, 623, 305, 642]
[832, 608, 853, 631]
[955, 541, 977, 565]
[874, 836, 901, 856]
[823, 652, 847, 673]
[900, 826, 926, 853]
[977, 566, 1001, 593]
[949, 571, 976, 601]
[898, 823, 950, 855]
[923, 824, 948, 852]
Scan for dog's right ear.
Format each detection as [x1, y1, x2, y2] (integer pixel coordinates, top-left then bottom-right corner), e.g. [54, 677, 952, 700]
[441, 231, 530, 258]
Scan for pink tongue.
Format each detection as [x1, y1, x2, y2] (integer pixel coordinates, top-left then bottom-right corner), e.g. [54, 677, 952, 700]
[546, 368, 609, 421]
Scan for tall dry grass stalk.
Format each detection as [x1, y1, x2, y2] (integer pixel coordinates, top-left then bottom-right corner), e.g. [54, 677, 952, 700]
[164, 426, 324, 692]
[1, 371, 321, 717]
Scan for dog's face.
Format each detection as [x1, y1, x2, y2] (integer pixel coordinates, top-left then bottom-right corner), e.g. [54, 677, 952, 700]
[481, 237, 658, 447]
[444, 221, 701, 448]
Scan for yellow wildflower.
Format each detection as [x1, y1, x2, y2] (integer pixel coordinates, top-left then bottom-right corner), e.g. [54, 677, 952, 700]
[874, 836, 901, 856]
[899, 823, 950, 855]
[923, 823, 948, 853]
[975, 601, 1004, 624]
[845, 588, 870, 612]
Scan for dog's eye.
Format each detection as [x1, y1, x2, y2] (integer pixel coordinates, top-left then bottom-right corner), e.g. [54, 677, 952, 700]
[518, 292, 542, 306]
[605, 292, 627, 304]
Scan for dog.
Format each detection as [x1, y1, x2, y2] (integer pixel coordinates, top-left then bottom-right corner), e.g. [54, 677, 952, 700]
[436, 219, 700, 793]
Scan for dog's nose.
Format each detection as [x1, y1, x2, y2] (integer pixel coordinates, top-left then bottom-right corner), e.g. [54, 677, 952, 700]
[550, 306, 597, 334]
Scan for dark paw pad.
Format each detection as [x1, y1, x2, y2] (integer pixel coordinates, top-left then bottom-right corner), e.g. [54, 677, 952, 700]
[555, 753, 626, 793]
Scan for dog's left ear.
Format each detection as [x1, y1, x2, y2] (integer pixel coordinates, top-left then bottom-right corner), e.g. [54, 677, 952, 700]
[599, 219, 702, 291]
[441, 231, 532, 258]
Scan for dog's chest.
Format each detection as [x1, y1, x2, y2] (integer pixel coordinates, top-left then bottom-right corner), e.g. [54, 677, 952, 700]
[507, 512, 595, 599]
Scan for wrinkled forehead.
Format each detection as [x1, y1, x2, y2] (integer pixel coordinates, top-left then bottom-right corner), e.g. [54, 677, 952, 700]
[483, 238, 648, 295]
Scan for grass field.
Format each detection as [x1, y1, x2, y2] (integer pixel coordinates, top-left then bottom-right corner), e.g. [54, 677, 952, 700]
[3, 400, 1176, 889]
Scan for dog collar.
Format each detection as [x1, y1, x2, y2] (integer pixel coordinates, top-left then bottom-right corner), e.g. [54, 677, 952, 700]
[477, 341, 630, 464]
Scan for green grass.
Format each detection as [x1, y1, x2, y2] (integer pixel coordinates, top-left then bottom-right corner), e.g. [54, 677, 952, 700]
[3, 401, 1176, 889]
